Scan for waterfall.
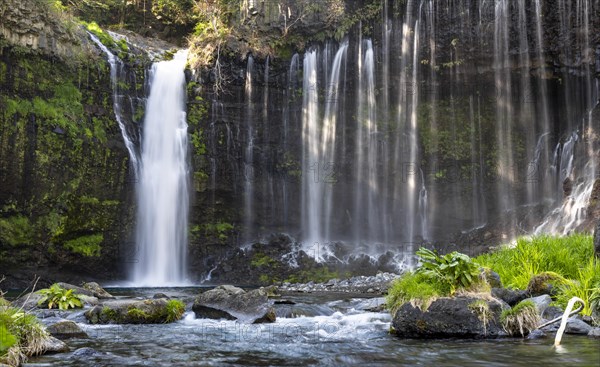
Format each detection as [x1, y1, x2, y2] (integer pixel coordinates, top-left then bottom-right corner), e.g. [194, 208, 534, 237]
[244, 55, 254, 241]
[354, 39, 382, 243]
[87, 33, 139, 170]
[301, 42, 347, 254]
[493, 0, 516, 240]
[133, 50, 190, 286]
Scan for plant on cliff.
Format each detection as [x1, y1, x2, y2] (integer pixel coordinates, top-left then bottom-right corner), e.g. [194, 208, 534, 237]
[500, 300, 540, 337]
[0, 216, 34, 247]
[0, 298, 51, 366]
[37, 284, 83, 310]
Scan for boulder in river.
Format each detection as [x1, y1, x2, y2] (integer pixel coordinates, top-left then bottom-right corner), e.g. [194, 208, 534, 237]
[82, 282, 114, 299]
[84, 298, 185, 324]
[46, 320, 88, 339]
[192, 285, 276, 323]
[392, 296, 507, 338]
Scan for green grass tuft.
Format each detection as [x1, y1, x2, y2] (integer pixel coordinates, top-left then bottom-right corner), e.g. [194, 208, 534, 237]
[500, 300, 540, 337]
[386, 272, 448, 314]
[164, 300, 185, 323]
[0, 300, 51, 366]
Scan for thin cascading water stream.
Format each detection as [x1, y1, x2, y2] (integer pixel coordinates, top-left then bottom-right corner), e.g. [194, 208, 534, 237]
[133, 50, 190, 286]
[493, 0, 517, 240]
[244, 55, 255, 242]
[87, 33, 139, 170]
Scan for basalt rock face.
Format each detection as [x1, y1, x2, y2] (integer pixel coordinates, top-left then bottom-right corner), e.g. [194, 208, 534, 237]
[0, 0, 82, 58]
[0, 0, 149, 287]
[187, 0, 600, 282]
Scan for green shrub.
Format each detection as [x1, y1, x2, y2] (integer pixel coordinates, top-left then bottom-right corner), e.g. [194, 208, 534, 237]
[37, 284, 83, 310]
[416, 247, 481, 293]
[500, 300, 540, 337]
[386, 272, 446, 313]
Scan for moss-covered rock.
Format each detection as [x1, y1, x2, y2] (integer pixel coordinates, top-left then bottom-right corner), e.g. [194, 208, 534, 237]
[84, 299, 185, 324]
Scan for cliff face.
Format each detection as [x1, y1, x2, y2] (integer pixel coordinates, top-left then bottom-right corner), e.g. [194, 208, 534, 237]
[185, 0, 600, 283]
[0, 0, 141, 287]
[0, 0, 81, 58]
[0, 0, 598, 286]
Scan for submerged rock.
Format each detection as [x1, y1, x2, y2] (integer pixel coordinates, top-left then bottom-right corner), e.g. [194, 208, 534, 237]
[588, 327, 600, 338]
[46, 320, 88, 339]
[84, 299, 184, 324]
[192, 285, 276, 323]
[392, 296, 507, 339]
[72, 347, 103, 357]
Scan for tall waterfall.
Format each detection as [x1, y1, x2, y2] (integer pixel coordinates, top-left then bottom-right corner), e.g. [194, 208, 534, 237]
[133, 50, 190, 286]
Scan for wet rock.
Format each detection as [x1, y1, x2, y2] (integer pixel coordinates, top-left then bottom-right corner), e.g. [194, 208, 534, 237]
[72, 347, 103, 357]
[588, 327, 600, 338]
[82, 282, 114, 299]
[78, 295, 100, 307]
[392, 296, 506, 338]
[40, 336, 69, 354]
[192, 285, 276, 324]
[46, 320, 88, 339]
[482, 269, 503, 288]
[565, 318, 592, 334]
[84, 299, 184, 324]
[278, 272, 401, 294]
[523, 295, 552, 315]
[541, 305, 564, 320]
[527, 329, 547, 339]
[11, 291, 45, 311]
[491, 288, 528, 306]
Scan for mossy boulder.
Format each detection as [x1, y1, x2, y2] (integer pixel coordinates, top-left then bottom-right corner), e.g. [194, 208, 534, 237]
[84, 299, 185, 324]
[46, 320, 88, 339]
[192, 285, 276, 324]
[392, 296, 507, 338]
[525, 272, 564, 297]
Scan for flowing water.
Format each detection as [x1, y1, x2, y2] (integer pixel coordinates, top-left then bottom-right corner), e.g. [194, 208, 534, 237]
[132, 51, 190, 286]
[27, 288, 600, 367]
[87, 33, 139, 170]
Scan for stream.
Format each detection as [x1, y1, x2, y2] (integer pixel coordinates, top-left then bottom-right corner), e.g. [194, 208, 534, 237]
[25, 287, 600, 366]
